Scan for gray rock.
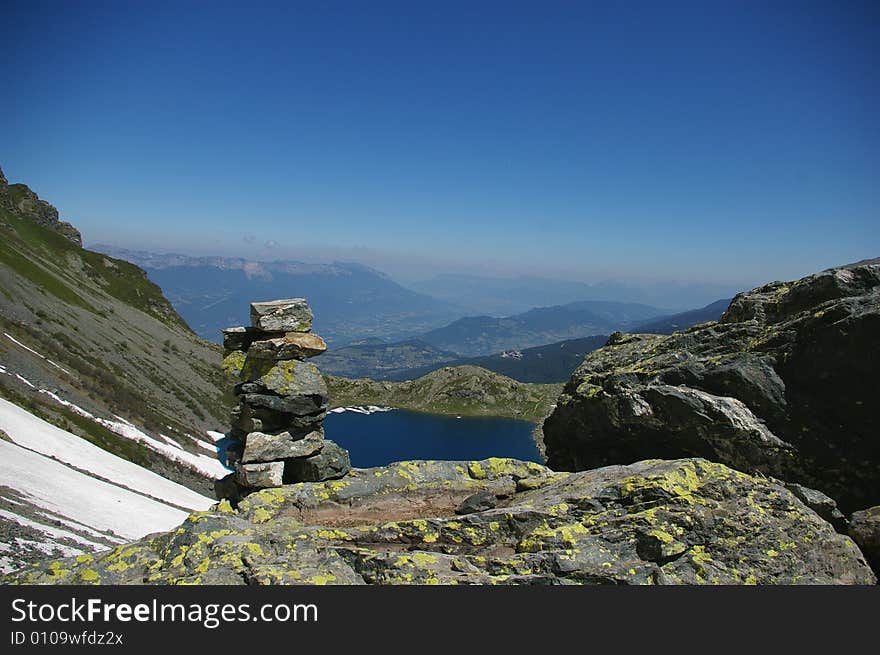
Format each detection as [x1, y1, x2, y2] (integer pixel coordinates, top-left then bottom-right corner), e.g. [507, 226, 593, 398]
[250, 299, 313, 333]
[241, 392, 327, 417]
[232, 400, 326, 434]
[235, 461, 285, 488]
[248, 333, 327, 360]
[284, 440, 351, 482]
[242, 430, 324, 464]
[849, 506, 880, 576]
[9, 458, 876, 585]
[784, 483, 847, 533]
[241, 357, 327, 395]
[542, 260, 880, 512]
[455, 491, 498, 515]
[222, 326, 274, 352]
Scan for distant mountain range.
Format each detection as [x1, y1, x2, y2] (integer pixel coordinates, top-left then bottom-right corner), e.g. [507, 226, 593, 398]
[316, 299, 665, 381]
[387, 335, 612, 383]
[94, 247, 732, 383]
[91, 247, 463, 346]
[320, 299, 732, 382]
[416, 300, 666, 357]
[410, 273, 741, 316]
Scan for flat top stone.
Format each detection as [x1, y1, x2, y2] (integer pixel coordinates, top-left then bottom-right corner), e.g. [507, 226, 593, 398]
[248, 333, 327, 360]
[250, 299, 313, 332]
[250, 298, 310, 313]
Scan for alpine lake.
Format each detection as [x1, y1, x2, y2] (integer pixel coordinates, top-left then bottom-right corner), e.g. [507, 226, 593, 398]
[323, 408, 543, 468]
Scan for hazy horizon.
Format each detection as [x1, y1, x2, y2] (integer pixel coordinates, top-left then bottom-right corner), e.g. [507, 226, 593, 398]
[2, 2, 877, 296]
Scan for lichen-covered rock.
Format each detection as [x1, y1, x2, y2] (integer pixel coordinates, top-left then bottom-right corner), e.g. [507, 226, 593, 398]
[250, 299, 313, 333]
[221, 349, 247, 380]
[238, 358, 329, 415]
[241, 430, 324, 464]
[248, 333, 327, 360]
[5, 458, 874, 585]
[282, 440, 351, 483]
[542, 260, 880, 511]
[849, 506, 880, 575]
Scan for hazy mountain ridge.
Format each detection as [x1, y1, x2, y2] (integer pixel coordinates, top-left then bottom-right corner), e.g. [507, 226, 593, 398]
[94, 246, 463, 347]
[320, 301, 731, 382]
[411, 273, 742, 316]
[417, 300, 665, 357]
[386, 335, 612, 383]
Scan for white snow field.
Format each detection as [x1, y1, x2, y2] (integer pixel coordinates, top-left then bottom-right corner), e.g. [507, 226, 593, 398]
[0, 398, 218, 573]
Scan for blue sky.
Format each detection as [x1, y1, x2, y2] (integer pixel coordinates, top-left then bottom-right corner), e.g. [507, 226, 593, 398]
[1, 1, 877, 287]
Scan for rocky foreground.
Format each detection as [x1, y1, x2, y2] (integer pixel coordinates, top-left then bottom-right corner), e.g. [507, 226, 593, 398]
[542, 260, 880, 512]
[4, 457, 874, 585]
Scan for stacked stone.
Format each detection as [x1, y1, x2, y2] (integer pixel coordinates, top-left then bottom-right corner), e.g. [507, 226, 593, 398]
[217, 298, 351, 497]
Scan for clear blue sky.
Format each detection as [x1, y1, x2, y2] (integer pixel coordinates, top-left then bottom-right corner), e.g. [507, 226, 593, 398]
[1, 0, 877, 286]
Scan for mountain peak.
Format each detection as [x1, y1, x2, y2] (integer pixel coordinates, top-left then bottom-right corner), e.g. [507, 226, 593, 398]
[0, 166, 82, 246]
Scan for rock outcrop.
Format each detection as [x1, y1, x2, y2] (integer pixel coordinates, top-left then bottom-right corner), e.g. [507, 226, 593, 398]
[541, 261, 880, 511]
[849, 506, 879, 575]
[0, 166, 82, 246]
[217, 299, 349, 498]
[4, 458, 874, 585]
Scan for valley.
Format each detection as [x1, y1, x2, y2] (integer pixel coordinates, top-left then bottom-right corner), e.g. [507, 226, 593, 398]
[0, 166, 877, 586]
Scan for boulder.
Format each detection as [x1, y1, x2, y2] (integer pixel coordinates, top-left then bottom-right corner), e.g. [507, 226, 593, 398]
[542, 260, 880, 511]
[784, 483, 847, 533]
[8, 458, 874, 585]
[283, 440, 351, 483]
[235, 461, 285, 488]
[241, 430, 324, 464]
[241, 392, 327, 418]
[248, 333, 327, 360]
[239, 357, 328, 402]
[250, 299, 313, 333]
[231, 400, 325, 434]
[221, 350, 247, 380]
[849, 506, 880, 575]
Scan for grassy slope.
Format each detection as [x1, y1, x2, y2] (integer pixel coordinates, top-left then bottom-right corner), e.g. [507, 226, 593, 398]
[0, 188, 229, 493]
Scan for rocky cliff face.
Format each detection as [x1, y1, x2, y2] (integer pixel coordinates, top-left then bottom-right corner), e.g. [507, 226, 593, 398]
[4, 457, 874, 585]
[541, 261, 880, 512]
[0, 167, 82, 246]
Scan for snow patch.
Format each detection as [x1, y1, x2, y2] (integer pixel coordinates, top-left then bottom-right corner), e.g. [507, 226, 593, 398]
[0, 398, 216, 510]
[32, 391, 228, 480]
[0, 508, 106, 550]
[14, 374, 35, 389]
[0, 439, 197, 542]
[160, 434, 184, 450]
[3, 332, 71, 375]
[330, 405, 394, 415]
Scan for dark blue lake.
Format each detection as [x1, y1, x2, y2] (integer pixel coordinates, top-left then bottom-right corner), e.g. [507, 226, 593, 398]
[324, 409, 543, 468]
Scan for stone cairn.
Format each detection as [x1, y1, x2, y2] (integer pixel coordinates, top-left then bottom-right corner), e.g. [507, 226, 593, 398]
[215, 298, 351, 501]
